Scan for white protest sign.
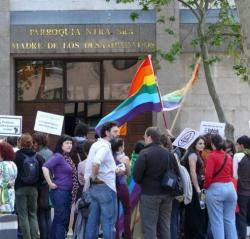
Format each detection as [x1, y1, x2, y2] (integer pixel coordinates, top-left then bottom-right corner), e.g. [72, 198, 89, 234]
[34, 111, 64, 136]
[199, 121, 226, 137]
[172, 128, 200, 149]
[0, 115, 22, 137]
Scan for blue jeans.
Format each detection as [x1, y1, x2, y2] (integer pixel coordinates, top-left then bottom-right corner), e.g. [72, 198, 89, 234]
[85, 184, 117, 239]
[50, 189, 71, 239]
[206, 182, 237, 239]
[170, 199, 180, 239]
[37, 208, 51, 239]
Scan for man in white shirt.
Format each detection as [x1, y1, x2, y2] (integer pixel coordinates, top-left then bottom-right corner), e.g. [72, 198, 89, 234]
[233, 135, 250, 239]
[84, 121, 119, 239]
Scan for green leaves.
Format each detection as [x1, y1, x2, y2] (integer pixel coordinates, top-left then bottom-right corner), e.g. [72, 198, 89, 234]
[160, 42, 182, 63]
[130, 12, 139, 21]
[233, 64, 249, 81]
[204, 56, 220, 65]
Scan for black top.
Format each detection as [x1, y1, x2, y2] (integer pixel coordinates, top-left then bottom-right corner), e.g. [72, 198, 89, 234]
[133, 142, 178, 195]
[182, 152, 204, 187]
[14, 148, 45, 190]
[238, 154, 250, 196]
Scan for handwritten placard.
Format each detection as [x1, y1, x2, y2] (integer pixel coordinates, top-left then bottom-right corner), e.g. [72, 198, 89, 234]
[34, 111, 64, 136]
[0, 115, 22, 137]
[200, 121, 226, 137]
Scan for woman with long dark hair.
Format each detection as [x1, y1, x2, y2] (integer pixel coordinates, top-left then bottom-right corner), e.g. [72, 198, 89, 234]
[182, 136, 207, 239]
[42, 135, 78, 239]
[204, 134, 237, 239]
[111, 137, 132, 239]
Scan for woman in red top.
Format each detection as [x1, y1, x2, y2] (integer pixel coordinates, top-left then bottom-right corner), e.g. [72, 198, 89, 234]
[204, 134, 237, 239]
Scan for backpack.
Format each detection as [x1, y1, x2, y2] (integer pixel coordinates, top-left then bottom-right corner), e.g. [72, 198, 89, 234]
[20, 153, 40, 184]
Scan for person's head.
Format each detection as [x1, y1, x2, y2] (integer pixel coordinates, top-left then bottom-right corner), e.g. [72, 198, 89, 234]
[210, 134, 225, 151]
[0, 142, 15, 161]
[0, 138, 6, 143]
[225, 139, 236, 156]
[203, 133, 213, 151]
[188, 136, 205, 153]
[100, 121, 119, 140]
[54, 135, 73, 154]
[74, 122, 89, 137]
[82, 139, 95, 158]
[134, 140, 145, 154]
[19, 133, 33, 149]
[144, 127, 161, 145]
[32, 132, 48, 151]
[111, 137, 125, 154]
[236, 135, 250, 151]
[160, 134, 173, 150]
[6, 136, 19, 148]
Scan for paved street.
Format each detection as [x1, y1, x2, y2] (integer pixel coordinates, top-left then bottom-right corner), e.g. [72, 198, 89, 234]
[1, 213, 250, 239]
[0, 214, 73, 239]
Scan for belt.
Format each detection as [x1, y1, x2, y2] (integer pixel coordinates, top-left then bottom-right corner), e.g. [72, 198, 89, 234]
[91, 179, 105, 185]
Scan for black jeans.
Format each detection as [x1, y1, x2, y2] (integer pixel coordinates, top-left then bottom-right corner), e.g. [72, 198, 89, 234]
[236, 194, 250, 239]
[37, 208, 51, 239]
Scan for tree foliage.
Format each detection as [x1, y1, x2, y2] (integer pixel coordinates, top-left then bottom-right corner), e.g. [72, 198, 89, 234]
[108, 0, 248, 139]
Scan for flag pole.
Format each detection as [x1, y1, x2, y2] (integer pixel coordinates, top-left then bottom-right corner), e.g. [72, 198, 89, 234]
[170, 58, 201, 132]
[148, 55, 169, 130]
[156, 82, 169, 129]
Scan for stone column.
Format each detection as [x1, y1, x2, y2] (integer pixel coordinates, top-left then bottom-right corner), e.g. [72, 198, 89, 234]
[0, 0, 11, 114]
[155, 0, 181, 135]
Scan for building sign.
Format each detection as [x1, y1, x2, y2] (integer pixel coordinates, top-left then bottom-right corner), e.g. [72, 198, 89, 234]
[0, 115, 22, 137]
[11, 24, 156, 53]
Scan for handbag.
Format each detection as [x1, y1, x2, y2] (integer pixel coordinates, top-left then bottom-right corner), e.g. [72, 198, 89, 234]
[161, 154, 183, 197]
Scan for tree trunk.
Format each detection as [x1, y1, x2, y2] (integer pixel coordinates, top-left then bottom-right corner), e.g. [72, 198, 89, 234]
[198, 20, 234, 140]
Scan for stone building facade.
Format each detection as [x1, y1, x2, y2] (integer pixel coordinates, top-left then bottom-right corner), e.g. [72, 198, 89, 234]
[0, 0, 249, 146]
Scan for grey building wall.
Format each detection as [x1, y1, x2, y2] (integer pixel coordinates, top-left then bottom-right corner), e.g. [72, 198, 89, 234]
[0, 0, 249, 138]
[155, 1, 182, 135]
[0, 1, 12, 115]
[10, 0, 143, 10]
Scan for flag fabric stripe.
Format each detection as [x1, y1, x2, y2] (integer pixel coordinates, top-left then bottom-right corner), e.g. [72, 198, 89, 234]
[97, 101, 162, 129]
[128, 63, 153, 96]
[111, 84, 159, 111]
[162, 59, 200, 111]
[95, 55, 162, 133]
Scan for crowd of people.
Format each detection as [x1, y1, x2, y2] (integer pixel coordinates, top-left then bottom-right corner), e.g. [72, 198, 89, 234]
[0, 121, 250, 239]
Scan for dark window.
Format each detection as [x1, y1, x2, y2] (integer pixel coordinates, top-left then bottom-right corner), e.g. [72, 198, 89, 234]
[17, 60, 63, 101]
[66, 62, 101, 101]
[104, 59, 139, 100]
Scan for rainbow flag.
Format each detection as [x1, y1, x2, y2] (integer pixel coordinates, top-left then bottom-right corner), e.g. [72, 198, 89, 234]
[95, 55, 162, 133]
[162, 58, 200, 111]
[162, 88, 185, 111]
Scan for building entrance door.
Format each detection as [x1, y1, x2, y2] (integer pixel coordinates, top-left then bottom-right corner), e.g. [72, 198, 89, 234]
[15, 58, 152, 154]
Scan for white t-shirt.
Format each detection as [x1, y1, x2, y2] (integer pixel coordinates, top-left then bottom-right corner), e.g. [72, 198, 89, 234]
[84, 138, 116, 192]
[233, 152, 245, 179]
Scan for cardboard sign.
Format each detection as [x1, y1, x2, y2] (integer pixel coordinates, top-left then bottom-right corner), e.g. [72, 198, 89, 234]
[172, 128, 200, 149]
[199, 121, 226, 137]
[0, 115, 22, 137]
[34, 111, 64, 136]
